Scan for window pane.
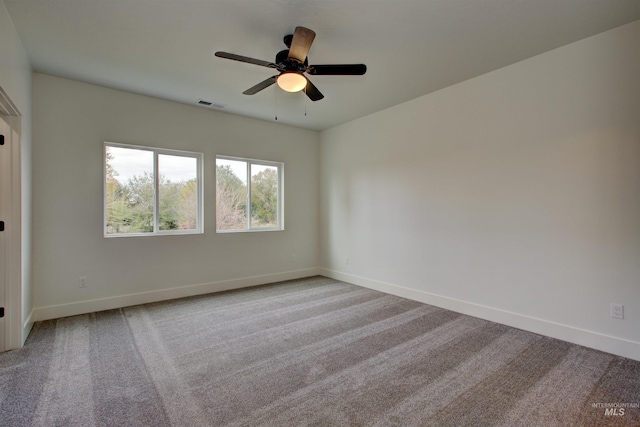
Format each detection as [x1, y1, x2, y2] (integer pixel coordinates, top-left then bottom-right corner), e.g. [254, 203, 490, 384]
[216, 159, 247, 230]
[105, 146, 154, 234]
[158, 154, 198, 231]
[250, 164, 278, 228]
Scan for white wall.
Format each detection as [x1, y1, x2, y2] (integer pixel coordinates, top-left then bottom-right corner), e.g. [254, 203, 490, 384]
[320, 20, 640, 360]
[0, 0, 32, 347]
[32, 73, 319, 319]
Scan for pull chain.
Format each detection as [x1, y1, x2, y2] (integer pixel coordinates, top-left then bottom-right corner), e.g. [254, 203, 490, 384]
[274, 85, 310, 121]
[274, 85, 278, 121]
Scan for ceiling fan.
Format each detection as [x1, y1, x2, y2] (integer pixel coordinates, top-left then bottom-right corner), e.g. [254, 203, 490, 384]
[215, 26, 367, 101]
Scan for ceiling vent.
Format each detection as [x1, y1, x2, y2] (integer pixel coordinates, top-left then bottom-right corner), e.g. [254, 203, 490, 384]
[197, 99, 226, 109]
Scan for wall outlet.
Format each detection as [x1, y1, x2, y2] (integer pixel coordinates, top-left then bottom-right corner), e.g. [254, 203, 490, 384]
[79, 276, 87, 289]
[610, 303, 624, 319]
[290, 254, 296, 263]
[344, 257, 349, 265]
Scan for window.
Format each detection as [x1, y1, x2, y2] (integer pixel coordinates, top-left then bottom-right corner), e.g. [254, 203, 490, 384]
[104, 142, 203, 236]
[216, 156, 283, 232]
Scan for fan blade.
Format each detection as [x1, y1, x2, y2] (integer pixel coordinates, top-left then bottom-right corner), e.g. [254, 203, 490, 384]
[304, 78, 324, 101]
[215, 52, 276, 68]
[243, 76, 277, 95]
[307, 64, 367, 75]
[288, 27, 316, 64]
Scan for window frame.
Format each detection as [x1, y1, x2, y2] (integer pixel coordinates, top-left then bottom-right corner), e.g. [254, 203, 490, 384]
[104, 141, 204, 238]
[216, 155, 284, 233]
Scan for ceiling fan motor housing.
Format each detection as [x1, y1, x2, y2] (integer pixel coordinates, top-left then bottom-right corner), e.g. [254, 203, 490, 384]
[276, 49, 308, 71]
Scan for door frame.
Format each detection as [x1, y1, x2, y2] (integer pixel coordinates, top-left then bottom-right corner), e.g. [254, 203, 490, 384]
[0, 87, 23, 352]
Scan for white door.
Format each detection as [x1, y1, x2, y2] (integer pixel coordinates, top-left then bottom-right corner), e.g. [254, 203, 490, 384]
[0, 86, 22, 353]
[0, 113, 8, 352]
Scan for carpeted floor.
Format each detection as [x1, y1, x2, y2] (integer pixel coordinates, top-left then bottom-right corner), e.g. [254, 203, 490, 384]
[0, 276, 638, 426]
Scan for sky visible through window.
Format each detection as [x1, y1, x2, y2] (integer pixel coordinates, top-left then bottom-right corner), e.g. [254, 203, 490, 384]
[110, 152, 273, 185]
[217, 158, 273, 182]
[217, 158, 247, 184]
[108, 146, 196, 184]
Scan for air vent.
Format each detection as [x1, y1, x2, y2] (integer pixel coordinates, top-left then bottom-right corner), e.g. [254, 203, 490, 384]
[197, 99, 226, 109]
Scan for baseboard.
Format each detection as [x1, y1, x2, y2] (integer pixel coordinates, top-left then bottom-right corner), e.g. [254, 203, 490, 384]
[22, 310, 34, 346]
[319, 268, 640, 362]
[33, 268, 322, 322]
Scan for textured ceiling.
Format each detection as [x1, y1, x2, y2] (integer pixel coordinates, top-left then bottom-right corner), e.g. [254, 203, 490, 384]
[5, 0, 640, 131]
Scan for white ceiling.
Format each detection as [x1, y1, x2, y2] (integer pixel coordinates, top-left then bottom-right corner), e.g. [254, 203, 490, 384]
[5, 0, 640, 131]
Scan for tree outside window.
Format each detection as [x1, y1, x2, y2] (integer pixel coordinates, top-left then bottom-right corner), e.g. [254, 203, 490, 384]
[105, 143, 203, 236]
[216, 156, 283, 232]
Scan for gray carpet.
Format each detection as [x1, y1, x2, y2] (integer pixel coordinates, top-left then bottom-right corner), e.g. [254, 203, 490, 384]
[1, 276, 638, 426]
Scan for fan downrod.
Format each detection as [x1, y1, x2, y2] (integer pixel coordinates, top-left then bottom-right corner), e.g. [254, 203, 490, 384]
[283, 34, 293, 48]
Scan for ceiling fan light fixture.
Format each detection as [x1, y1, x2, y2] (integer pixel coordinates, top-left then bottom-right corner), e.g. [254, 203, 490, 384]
[277, 72, 307, 92]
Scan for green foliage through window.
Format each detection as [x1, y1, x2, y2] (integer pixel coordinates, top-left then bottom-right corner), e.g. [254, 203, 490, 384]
[216, 157, 282, 232]
[105, 144, 202, 236]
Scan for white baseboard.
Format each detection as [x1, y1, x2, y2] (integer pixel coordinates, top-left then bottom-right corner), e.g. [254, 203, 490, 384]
[33, 268, 322, 322]
[320, 268, 640, 362]
[22, 309, 34, 346]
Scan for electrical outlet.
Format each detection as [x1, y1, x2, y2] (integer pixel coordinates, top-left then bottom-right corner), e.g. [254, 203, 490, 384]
[290, 254, 296, 263]
[79, 277, 87, 289]
[610, 303, 624, 319]
[344, 257, 349, 265]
